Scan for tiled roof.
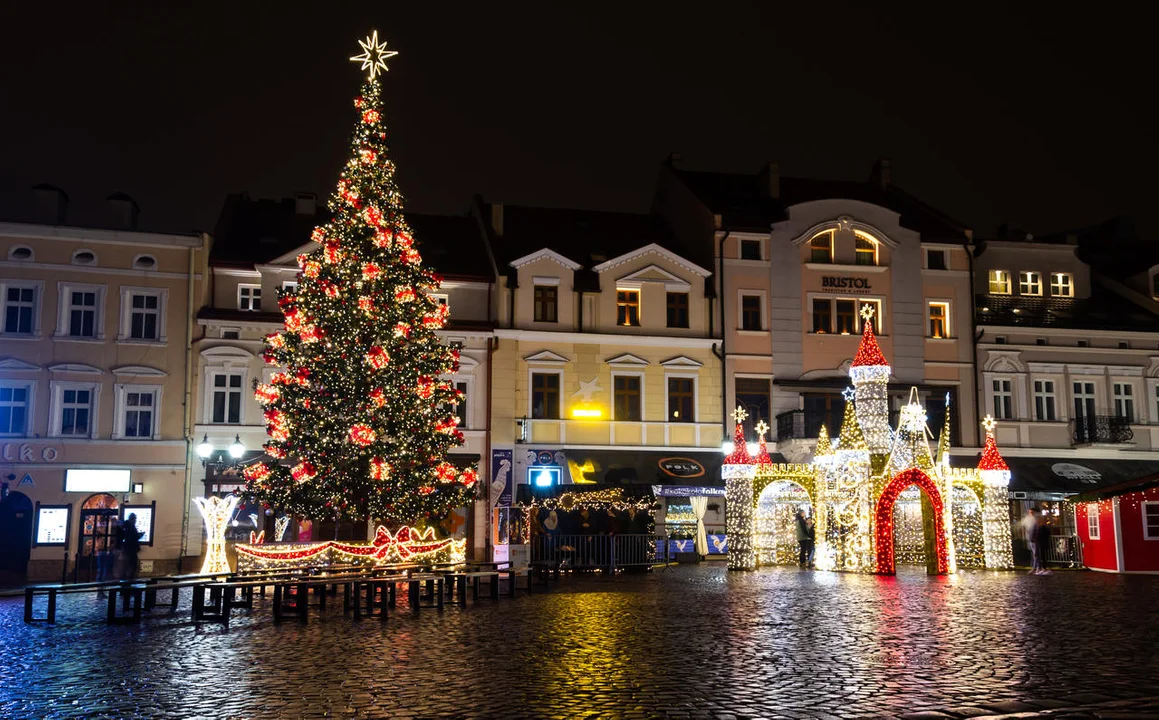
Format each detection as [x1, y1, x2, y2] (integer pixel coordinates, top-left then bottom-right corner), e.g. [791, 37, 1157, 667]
[210, 194, 493, 280]
[672, 168, 969, 241]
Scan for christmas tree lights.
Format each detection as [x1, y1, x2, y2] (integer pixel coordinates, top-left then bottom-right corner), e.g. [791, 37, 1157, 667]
[243, 32, 475, 527]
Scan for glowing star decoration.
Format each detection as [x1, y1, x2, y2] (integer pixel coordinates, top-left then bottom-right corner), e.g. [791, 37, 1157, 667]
[193, 495, 239, 574]
[349, 30, 398, 81]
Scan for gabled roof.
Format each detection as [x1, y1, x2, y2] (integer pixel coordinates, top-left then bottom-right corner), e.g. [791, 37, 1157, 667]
[591, 243, 711, 277]
[671, 166, 969, 242]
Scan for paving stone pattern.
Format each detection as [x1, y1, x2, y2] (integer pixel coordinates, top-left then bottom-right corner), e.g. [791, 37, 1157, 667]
[1, 566, 1157, 719]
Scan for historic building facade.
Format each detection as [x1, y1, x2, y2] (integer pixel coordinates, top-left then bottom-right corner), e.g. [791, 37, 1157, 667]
[0, 189, 208, 581]
[653, 158, 977, 463]
[481, 202, 725, 551]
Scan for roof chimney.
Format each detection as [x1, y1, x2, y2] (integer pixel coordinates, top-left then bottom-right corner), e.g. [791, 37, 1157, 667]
[294, 192, 317, 216]
[490, 203, 504, 236]
[33, 184, 69, 224]
[870, 158, 891, 189]
[107, 192, 139, 230]
[763, 162, 780, 199]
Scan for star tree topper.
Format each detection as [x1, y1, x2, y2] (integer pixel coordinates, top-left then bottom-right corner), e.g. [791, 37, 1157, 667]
[350, 30, 398, 80]
[732, 405, 748, 424]
[981, 414, 998, 434]
[754, 420, 769, 438]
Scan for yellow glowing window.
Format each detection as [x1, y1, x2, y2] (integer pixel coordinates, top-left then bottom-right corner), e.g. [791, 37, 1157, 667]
[1050, 272, 1074, 297]
[809, 232, 833, 264]
[854, 234, 878, 266]
[616, 290, 640, 326]
[988, 270, 1011, 295]
[928, 302, 949, 339]
[1019, 271, 1042, 296]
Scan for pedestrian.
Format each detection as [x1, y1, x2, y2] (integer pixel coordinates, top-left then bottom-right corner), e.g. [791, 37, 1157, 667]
[96, 518, 121, 595]
[120, 513, 143, 580]
[795, 510, 810, 567]
[805, 515, 816, 568]
[1020, 507, 1040, 574]
[1035, 511, 1054, 576]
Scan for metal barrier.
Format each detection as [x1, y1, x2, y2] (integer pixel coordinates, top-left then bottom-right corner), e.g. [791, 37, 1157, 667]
[530, 534, 656, 571]
[1044, 533, 1082, 568]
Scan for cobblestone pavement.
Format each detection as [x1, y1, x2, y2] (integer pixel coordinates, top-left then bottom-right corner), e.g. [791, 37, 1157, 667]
[1, 565, 1157, 719]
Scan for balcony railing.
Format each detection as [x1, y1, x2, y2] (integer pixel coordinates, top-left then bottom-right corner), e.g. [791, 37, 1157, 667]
[1070, 415, 1134, 445]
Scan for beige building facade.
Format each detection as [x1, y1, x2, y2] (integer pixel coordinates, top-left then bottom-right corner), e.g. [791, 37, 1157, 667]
[0, 210, 208, 581]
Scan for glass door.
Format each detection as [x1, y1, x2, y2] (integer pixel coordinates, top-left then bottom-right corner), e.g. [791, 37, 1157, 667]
[75, 494, 119, 582]
[1073, 382, 1097, 443]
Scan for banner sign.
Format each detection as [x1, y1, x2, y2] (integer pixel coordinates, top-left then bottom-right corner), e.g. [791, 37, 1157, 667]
[491, 448, 514, 508]
[651, 485, 726, 497]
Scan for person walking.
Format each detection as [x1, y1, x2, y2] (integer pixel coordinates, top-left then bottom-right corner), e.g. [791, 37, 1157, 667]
[1020, 507, 1040, 574]
[119, 513, 143, 580]
[795, 510, 810, 568]
[805, 516, 816, 568]
[1035, 511, 1054, 575]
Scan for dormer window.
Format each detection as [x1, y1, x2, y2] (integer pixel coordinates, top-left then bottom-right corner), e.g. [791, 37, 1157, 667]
[616, 290, 640, 326]
[854, 233, 878, 266]
[533, 282, 558, 323]
[988, 270, 1011, 295]
[1050, 272, 1074, 298]
[809, 232, 833, 264]
[1019, 271, 1042, 296]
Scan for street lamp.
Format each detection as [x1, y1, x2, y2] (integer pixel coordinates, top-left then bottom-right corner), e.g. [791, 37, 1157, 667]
[197, 434, 247, 471]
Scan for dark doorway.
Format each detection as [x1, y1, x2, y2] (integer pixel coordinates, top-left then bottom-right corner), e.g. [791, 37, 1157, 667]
[76, 494, 120, 582]
[0, 491, 34, 583]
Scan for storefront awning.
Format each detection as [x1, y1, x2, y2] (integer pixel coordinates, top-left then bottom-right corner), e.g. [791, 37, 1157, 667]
[561, 449, 723, 487]
[991, 456, 1159, 495]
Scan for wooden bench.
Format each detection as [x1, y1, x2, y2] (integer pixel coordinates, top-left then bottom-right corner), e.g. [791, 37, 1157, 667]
[346, 572, 409, 620]
[406, 573, 445, 611]
[271, 573, 368, 623]
[443, 570, 501, 606]
[499, 565, 533, 596]
[24, 580, 124, 624]
[193, 578, 273, 626]
[106, 583, 148, 624]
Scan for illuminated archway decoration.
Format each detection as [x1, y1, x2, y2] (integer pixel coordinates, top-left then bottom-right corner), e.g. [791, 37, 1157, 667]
[193, 494, 239, 574]
[874, 468, 948, 575]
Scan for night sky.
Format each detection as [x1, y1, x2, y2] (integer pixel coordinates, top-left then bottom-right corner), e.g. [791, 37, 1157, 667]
[1, 2, 1153, 240]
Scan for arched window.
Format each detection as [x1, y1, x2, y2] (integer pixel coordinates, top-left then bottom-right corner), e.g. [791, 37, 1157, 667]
[855, 233, 878, 266]
[809, 232, 833, 264]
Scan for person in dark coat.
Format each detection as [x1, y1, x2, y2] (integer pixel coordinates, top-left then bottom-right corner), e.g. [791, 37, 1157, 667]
[1034, 512, 1053, 575]
[795, 510, 810, 567]
[119, 513, 143, 579]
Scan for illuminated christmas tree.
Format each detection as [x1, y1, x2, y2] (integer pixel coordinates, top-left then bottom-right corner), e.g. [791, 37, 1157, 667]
[242, 32, 476, 525]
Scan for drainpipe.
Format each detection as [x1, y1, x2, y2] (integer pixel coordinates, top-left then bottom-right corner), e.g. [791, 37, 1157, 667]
[716, 230, 731, 432]
[967, 233, 981, 448]
[178, 238, 201, 572]
[483, 336, 498, 562]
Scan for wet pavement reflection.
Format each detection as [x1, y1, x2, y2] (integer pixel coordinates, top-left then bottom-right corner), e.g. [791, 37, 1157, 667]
[1, 565, 1156, 718]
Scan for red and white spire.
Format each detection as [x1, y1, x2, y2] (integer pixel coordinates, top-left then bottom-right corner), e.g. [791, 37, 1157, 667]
[724, 406, 753, 466]
[977, 415, 1009, 473]
[849, 305, 892, 453]
[850, 304, 889, 369]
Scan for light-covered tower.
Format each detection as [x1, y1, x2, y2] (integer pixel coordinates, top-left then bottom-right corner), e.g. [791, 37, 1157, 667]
[978, 415, 1014, 569]
[723, 407, 756, 570]
[849, 305, 892, 454]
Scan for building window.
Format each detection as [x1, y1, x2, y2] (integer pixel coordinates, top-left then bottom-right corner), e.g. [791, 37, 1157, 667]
[859, 300, 881, 332]
[66, 290, 98, 337]
[616, 290, 640, 327]
[988, 270, 1011, 295]
[835, 300, 856, 334]
[992, 379, 1013, 420]
[613, 375, 641, 421]
[809, 232, 833, 264]
[812, 298, 832, 333]
[926, 249, 947, 270]
[803, 393, 845, 439]
[1086, 507, 1100, 540]
[530, 372, 560, 420]
[238, 285, 262, 311]
[71, 249, 97, 266]
[133, 254, 157, 270]
[0, 383, 31, 436]
[211, 373, 244, 424]
[741, 294, 762, 331]
[1077, 340, 1089, 348]
[1036, 338, 1048, 346]
[666, 292, 689, 329]
[928, 302, 949, 339]
[453, 381, 468, 429]
[120, 388, 158, 439]
[736, 377, 771, 434]
[220, 327, 241, 340]
[855, 235, 878, 266]
[8, 246, 33, 261]
[667, 377, 694, 422]
[128, 292, 160, 341]
[1143, 502, 1159, 540]
[53, 384, 96, 437]
[282, 280, 299, 293]
[740, 239, 762, 260]
[1034, 380, 1057, 421]
[1114, 382, 1135, 422]
[3, 283, 38, 335]
[1019, 271, 1042, 296]
[533, 286, 558, 323]
[1051, 272, 1074, 297]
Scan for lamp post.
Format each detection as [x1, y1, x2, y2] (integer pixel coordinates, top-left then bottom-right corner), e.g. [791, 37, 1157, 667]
[193, 434, 247, 574]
